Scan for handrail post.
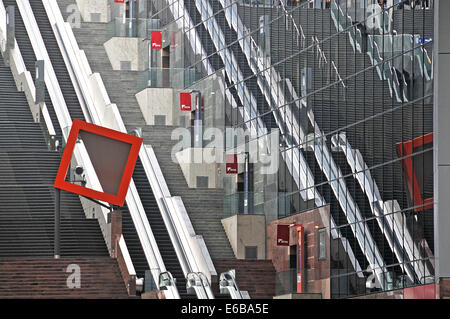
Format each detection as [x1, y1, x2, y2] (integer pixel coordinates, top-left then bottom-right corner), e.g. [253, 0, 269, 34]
[54, 187, 60, 259]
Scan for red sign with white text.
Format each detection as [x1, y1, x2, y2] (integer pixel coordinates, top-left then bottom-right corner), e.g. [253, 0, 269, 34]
[151, 31, 162, 49]
[180, 92, 191, 111]
[226, 154, 238, 174]
[276, 224, 289, 246]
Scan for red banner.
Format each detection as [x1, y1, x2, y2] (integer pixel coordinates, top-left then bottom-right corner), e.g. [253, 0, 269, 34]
[151, 31, 162, 49]
[226, 154, 238, 174]
[276, 224, 289, 246]
[180, 93, 191, 111]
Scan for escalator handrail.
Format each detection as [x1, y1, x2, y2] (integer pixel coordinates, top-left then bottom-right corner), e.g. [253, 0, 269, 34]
[141, 144, 217, 298]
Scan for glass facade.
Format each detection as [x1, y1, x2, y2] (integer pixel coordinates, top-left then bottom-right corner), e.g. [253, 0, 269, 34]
[144, 0, 435, 298]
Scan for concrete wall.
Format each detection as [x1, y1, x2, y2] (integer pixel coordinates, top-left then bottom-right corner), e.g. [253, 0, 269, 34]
[221, 214, 266, 260]
[104, 37, 148, 71]
[135, 87, 188, 126]
[76, 0, 111, 23]
[175, 148, 219, 188]
[434, 0, 450, 280]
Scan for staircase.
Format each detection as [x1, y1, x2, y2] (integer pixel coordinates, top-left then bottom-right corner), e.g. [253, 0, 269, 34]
[0, 1, 131, 298]
[0, 52, 107, 258]
[0, 258, 130, 298]
[213, 259, 276, 299]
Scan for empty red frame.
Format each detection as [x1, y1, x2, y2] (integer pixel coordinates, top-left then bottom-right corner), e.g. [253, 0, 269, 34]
[53, 119, 143, 207]
[396, 132, 433, 212]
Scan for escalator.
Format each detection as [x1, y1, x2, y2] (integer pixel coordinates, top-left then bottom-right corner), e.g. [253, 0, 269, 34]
[4, 0, 189, 297]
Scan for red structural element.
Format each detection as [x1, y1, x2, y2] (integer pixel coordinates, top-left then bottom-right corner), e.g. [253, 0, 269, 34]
[276, 225, 289, 246]
[180, 92, 192, 111]
[295, 224, 305, 293]
[396, 132, 433, 212]
[151, 31, 162, 49]
[226, 154, 238, 174]
[54, 119, 143, 207]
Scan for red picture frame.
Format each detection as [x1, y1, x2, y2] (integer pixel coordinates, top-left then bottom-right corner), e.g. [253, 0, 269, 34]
[396, 132, 433, 212]
[53, 119, 143, 207]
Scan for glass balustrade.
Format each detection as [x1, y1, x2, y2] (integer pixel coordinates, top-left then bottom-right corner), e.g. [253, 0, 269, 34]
[136, 68, 195, 90]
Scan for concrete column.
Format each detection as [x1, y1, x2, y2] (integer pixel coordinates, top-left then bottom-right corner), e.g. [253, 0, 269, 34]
[110, 209, 122, 258]
[4, 6, 15, 66]
[433, 0, 450, 282]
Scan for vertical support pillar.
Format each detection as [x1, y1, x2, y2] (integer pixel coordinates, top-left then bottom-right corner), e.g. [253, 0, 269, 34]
[110, 209, 123, 258]
[433, 0, 450, 298]
[35, 60, 45, 121]
[128, 0, 134, 37]
[243, 152, 249, 214]
[192, 90, 203, 148]
[54, 188, 61, 259]
[4, 6, 15, 66]
[300, 68, 312, 130]
[259, 15, 270, 58]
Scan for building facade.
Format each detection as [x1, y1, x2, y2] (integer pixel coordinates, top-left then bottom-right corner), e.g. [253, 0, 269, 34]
[105, 0, 443, 298]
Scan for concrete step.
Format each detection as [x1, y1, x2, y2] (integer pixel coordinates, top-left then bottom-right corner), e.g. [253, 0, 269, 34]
[0, 257, 132, 298]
